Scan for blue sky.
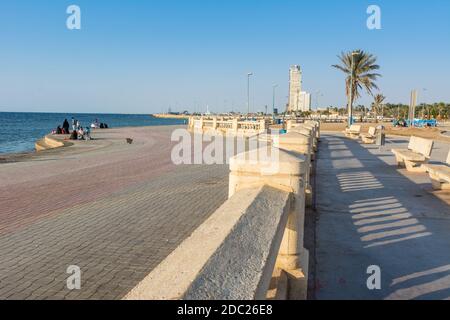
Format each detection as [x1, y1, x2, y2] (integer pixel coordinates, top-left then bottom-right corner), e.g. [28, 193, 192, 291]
[0, 0, 449, 114]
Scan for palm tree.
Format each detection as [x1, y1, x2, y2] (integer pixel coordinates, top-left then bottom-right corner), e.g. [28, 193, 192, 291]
[332, 50, 381, 123]
[437, 102, 446, 119]
[372, 94, 386, 123]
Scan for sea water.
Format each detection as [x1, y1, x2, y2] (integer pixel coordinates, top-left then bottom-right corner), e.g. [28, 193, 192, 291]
[0, 112, 185, 154]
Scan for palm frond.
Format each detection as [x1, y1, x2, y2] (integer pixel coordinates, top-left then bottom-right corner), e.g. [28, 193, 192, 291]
[332, 50, 382, 103]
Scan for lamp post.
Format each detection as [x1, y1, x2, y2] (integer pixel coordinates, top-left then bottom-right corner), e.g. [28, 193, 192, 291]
[272, 84, 278, 115]
[247, 72, 253, 115]
[315, 90, 323, 111]
[348, 51, 358, 128]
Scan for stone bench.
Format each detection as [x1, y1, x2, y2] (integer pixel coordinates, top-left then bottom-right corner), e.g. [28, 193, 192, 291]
[391, 136, 434, 172]
[422, 150, 450, 190]
[343, 125, 361, 140]
[360, 127, 377, 144]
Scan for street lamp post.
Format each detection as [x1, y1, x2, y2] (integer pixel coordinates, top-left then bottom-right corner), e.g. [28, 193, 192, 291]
[315, 90, 323, 112]
[247, 72, 253, 115]
[348, 51, 358, 128]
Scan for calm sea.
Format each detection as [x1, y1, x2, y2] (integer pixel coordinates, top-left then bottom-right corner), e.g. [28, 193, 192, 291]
[0, 112, 185, 155]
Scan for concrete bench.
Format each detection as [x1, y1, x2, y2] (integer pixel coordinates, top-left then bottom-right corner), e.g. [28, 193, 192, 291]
[422, 150, 450, 190]
[360, 127, 377, 144]
[343, 125, 361, 140]
[391, 136, 434, 172]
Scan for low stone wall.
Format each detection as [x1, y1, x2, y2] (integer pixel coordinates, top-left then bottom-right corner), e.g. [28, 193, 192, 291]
[124, 185, 292, 300]
[124, 120, 320, 300]
[152, 113, 190, 120]
[188, 116, 270, 136]
[35, 135, 67, 152]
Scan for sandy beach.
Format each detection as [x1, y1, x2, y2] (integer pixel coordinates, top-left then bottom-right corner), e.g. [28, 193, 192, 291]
[318, 122, 450, 143]
[0, 126, 229, 299]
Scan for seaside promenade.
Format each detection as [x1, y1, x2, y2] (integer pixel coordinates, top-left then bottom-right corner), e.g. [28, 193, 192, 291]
[0, 126, 228, 299]
[314, 134, 450, 299]
[2, 122, 450, 300]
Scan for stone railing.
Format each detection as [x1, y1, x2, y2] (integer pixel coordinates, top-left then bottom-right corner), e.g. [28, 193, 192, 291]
[188, 116, 270, 136]
[287, 120, 320, 154]
[124, 123, 319, 300]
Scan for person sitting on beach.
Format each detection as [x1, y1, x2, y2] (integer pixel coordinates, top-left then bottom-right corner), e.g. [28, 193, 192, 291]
[84, 127, 91, 140]
[70, 130, 78, 140]
[56, 126, 62, 134]
[78, 127, 84, 140]
[91, 119, 100, 129]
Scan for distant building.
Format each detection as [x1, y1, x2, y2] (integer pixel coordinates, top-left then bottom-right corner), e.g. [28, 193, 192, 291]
[298, 91, 311, 112]
[287, 65, 311, 112]
[288, 65, 302, 113]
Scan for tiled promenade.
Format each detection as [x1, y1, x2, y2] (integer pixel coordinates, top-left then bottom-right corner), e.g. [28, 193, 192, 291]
[0, 126, 228, 299]
[315, 134, 450, 300]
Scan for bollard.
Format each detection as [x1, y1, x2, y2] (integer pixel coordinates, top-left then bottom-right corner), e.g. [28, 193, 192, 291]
[260, 119, 267, 133]
[300, 124, 318, 153]
[212, 117, 218, 131]
[288, 126, 316, 160]
[276, 132, 314, 208]
[232, 119, 239, 134]
[305, 120, 321, 141]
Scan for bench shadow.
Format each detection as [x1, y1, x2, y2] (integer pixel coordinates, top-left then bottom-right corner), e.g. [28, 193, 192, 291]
[317, 134, 450, 300]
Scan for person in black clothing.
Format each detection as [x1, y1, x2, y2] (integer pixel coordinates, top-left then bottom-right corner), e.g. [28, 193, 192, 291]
[63, 119, 70, 133]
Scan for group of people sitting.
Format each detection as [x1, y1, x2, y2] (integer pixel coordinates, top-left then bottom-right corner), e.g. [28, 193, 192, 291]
[53, 118, 98, 141]
[90, 119, 109, 129]
[53, 118, 110, 140]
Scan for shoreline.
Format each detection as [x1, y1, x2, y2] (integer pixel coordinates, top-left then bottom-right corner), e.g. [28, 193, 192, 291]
[0, 124, 184, 163]
[0, 113, 186, 158]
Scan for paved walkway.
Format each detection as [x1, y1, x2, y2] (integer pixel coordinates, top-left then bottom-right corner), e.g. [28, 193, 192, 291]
[315, 133, 450, 300]
[0, 126, 228, 299]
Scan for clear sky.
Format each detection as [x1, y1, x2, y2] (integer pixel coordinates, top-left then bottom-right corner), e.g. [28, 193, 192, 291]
[0, 0, 449, 114]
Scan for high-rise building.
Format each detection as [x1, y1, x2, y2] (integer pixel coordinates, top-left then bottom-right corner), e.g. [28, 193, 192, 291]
[288, 65, 302, 113]
[298, 92, 311, 112]
[287, 65, 312, 112]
